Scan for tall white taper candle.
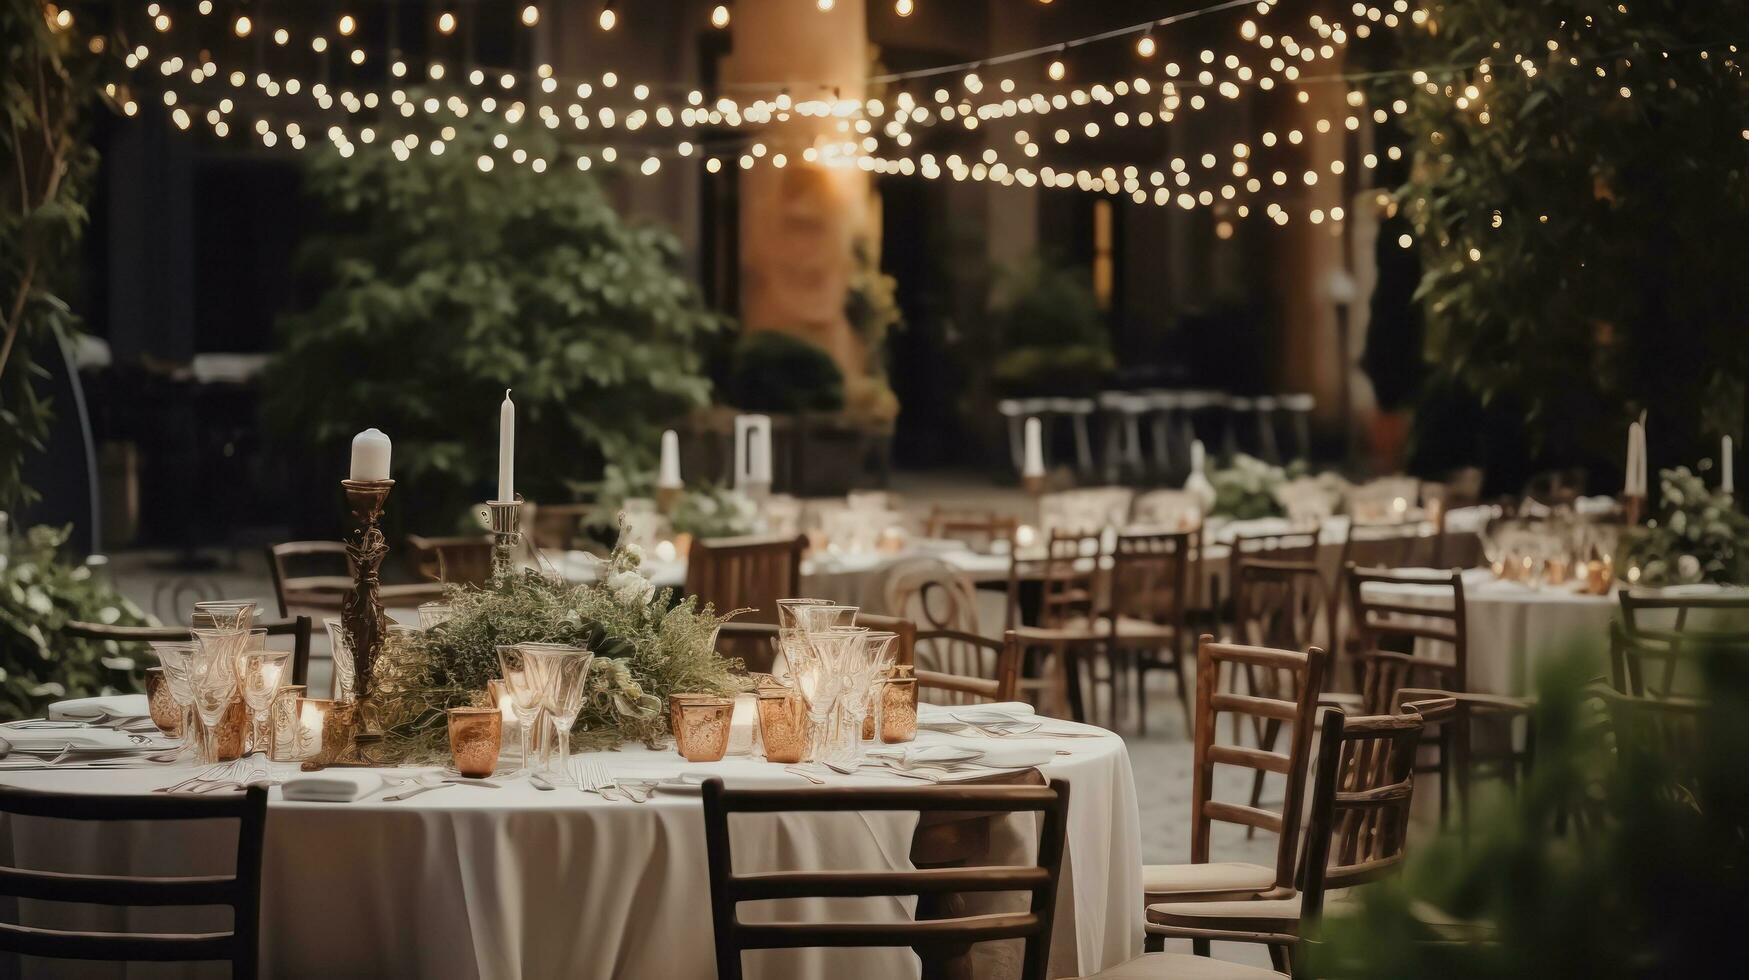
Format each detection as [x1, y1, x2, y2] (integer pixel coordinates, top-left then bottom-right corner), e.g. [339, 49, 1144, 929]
[498, 390, 515, 503]
[657, 429, 683, 489]
[1022, 418, 1045, 477]
[1724, 436, 1734, 494]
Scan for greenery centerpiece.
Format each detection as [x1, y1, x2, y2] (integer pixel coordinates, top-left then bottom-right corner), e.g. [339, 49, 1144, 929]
[1209, 454, 1292, 520]
[1621, 467, 1748, 586]
[370, 535, 743, 760]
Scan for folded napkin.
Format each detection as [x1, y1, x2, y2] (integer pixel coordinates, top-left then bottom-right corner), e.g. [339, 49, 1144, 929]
[281, 772, 385, 803]
[868, 743, 1056, 772]
[917, 702, 1036, 726]
[0, 726, 174, 754]
[49, 694, 150, 721]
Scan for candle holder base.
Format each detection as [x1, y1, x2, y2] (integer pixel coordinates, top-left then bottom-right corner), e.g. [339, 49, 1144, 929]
[484, 496, 525, 579]
[1022, 474, 1046, 496]
[655, 484, 683, 515]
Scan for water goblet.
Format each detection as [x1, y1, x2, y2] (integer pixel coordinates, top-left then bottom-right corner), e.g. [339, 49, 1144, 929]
[496, 645, 549, 778]
[324, 618, 357, 703]
[523, 644, 594, 784]
[189, 631, 242, 764]
[192, 600, 256, 632]
[150, 642, 198, 760]
[239, 650, 291, 754]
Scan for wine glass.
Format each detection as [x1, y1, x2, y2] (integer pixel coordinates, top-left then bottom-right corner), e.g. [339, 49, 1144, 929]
[192, 600, 256, 632]
[774, 598, 831, 684]
[189, 631, 242, 764]
[496, 645, 549, 777]
[847, 631, 899, 756]
[524, 644, 594, 785]
[150, 642, 198, 761]
[801, 626, 868, 770]
[239, 650, 291, 754]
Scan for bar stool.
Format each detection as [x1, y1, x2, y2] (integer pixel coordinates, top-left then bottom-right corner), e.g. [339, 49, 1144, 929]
[1048, 397, 1098, 476]
[1224, 396, 1253, 460]
[1252, 395, 1282, 464]
[1177, 390, 1227, 461]
[999, 398, 1045, 476]
[1278, 393, 1315, 463]
[1098, 391, 1150, 483]
[1143, 389, 1186, 479]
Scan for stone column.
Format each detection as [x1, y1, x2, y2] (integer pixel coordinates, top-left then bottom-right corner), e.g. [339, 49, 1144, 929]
[721, 0, 870, 379]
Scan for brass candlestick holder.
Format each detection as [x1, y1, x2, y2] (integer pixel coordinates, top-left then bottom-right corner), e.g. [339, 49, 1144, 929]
[342, 479, 393, 708]
[484, 496, 524, 579]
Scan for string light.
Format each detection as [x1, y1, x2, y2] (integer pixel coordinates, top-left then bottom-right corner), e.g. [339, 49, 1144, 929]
[711, 4, 731, 29]
[1137, 34, 1158, 58]
[438, 12, 456, 35]
[896, 0, 916, 15]
[233, 14, 251, 37]
[598, 2, 617, 31]
[521, 6, 540, 28]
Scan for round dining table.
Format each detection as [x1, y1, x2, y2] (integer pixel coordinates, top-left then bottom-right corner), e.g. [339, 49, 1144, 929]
[0, 717, 1141, 980]
[1360, 567, 1749, 695]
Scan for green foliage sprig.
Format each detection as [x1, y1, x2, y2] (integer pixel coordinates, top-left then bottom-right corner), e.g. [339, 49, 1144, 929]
[1622, 466, 1749, 585]
[0, 525, 152, 720]
[1209, 454, 1297, 520]
[371, 537, 743, 759]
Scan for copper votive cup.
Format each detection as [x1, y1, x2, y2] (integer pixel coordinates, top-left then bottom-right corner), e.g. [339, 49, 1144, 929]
[207, 699, 248, 761]
[144, 668, 181, 737]
[757, 688, 809, 764]
[297, 698, 356, 766]
[448, 707, 503, 778]
[675, 696, 734, 763]
[669, 693, 719, 745]
[879, 675, 919, 744]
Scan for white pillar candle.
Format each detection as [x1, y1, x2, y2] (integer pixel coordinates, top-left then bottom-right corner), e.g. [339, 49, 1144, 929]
[753, 419, 773, 483]
[657, 429, 683, 489]
[1724, 436, 1734, 494]
[1624, 422, 1644, 496]
[497, 390, 515, 502]
[1022, 417, 1046, 477]
[349, 428, 392, 482]
[1635, 418, 1648, 495]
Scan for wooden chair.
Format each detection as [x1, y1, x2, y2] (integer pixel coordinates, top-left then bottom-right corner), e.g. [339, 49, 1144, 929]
[1393, 687, 1535, 834]
[64, 617, 313, 686]
[405, 534, 495, 587]
[1107, 529, 1197, 735]
[1140, 636, 1329, 951]
[914, 629, 1024, 706]
[0, 784, 267, 977]
[1140, 708, 1424, 974]
[266, 541, 446, 618]
[1225, 529, 1320, 618]
[924, 508, 1018, 552]
[685, 534, 808, 670]
[885, 558, 985, 636]
[1231, 559, 1334, 826]
[702, 779, 1070, 980]
[1613, 591, 1749, 699]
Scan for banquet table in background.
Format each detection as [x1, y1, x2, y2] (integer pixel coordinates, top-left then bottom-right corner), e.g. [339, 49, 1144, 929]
[0, 726, 1140, 980]
[1361, 568, 1749, 695]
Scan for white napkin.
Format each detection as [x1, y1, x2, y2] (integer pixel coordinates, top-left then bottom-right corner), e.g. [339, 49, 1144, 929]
[916, 702, 1036, 726]
[49, 694, 150, 721]
[281, 772, 385, 803]
[0, 727, 174, 754]
[869, 743, 1056, 772]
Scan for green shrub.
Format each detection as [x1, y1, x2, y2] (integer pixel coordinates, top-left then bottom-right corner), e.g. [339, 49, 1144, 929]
[0, 525, 151, 720]
[727, 331, 845, 413]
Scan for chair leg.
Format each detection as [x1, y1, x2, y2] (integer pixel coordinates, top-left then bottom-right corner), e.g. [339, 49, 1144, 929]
[1173, 649, 1192, 737]
[1144, 932, 1166, 953]
[1193, 938, 1211, 958]
[1269, 943, 1291, 974]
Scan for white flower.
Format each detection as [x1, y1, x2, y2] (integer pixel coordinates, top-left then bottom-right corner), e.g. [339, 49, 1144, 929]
[606, 570, 655, 606]
[1677, 554, 1702, 582]
[621, 542, 645, 564]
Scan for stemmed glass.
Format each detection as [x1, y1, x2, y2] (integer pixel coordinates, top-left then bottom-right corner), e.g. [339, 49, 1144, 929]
[774, 598, 831, 685]
[239, 650, 291, 754]
[496, 645, 549, 777]
[523, 644, 594, 785]
[848, 631, 900, 754]
[800, 626, 869, 770]
[150, 642, 198, 761]
[192, 600, 256, 632]
[189, 631, 242, 764]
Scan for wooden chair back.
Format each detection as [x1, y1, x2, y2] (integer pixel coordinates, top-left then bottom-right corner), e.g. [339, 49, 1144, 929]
[64, 618, 313, 686]
[924, 508, 1018, 552]
[1108, 529, 1195, 636]
[405, 534, 494, 587]
[1189, 635, 1329, 890]
[684, 534, 808, 622]
[1613, 590, 1749, 697]
[701, 779, 1070, 980]
[1233, 558, 1331, 654]
[1325, 711, 1424, 888]
[1035, 530, 1103, 629]
[0, 785, 267, 976]
[1337, 521, 1431, 578]
[1597, 687, 1706, 797]
[265, 541, 353, 617]
[884, 559, 983, 636]
[1226, 529, 1320, 604]
[913, 629, 1023, 706]
[1346, 566, 1468, 712]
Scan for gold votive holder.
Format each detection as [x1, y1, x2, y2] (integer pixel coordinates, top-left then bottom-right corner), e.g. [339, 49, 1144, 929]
[879, 673, 919, 745]
[1582, 558, 1615, 596]
[675, 696, 734, 763]
[297, 698, 357, 766]
[448, 707, 503, 778]
[669, 693, 719, 744]
[144, 668, 181, 737]
[207, 699, 248, 761]
[268, 685, 307, 761]
[757, 687, 809, 764]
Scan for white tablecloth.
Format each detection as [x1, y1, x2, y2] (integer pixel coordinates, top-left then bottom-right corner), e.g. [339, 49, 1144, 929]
[0, 726, 1141, 979]
[1360, 568, 1747, 695]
